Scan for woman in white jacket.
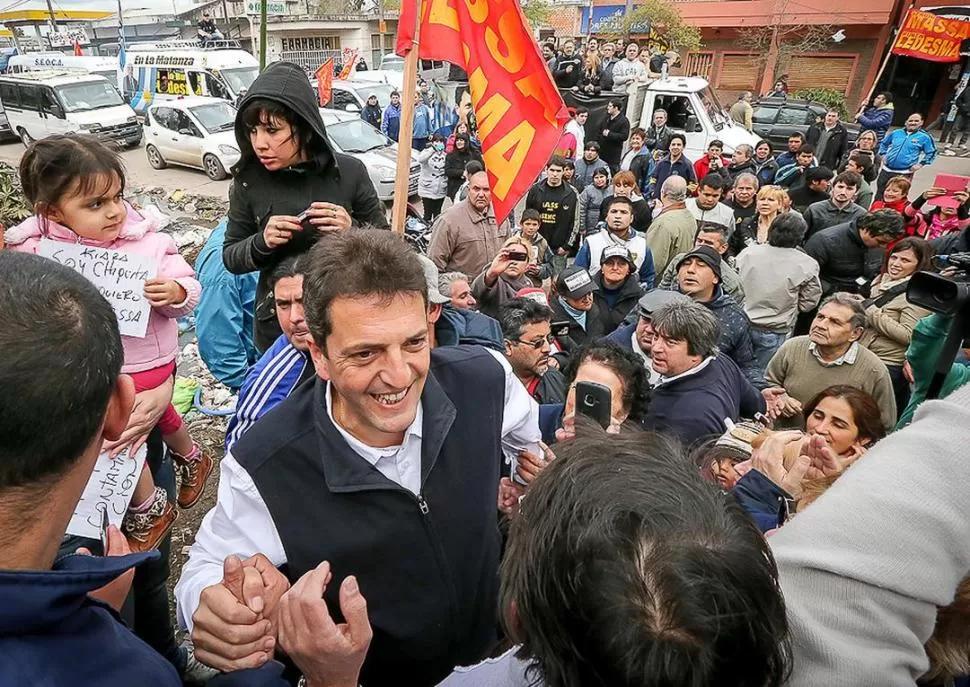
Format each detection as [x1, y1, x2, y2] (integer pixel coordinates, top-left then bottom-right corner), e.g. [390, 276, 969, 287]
[418, 133, 449, 222]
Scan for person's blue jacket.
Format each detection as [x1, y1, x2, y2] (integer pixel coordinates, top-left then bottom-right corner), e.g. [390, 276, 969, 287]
[413, 103, 433, 139]
[539, 403, 565, 445]
[650, 156, 696, 199]
[0, 551, 180, 686]
[606, 321, 636, 349]
[731, 469, 788, 533]
[775, 160, 817, 188]
[225, 334, 312, 451]
[857, 105, 894, 142]
[879, 127, 937, 173]
[775, 150, 798, 169]
[196, 220, 259, 391]
[435, 304, 504, 350]
[381, 103, 402, 141]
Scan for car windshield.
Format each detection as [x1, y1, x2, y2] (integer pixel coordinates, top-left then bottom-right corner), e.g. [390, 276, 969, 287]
[189, 102, 236, 133]
[56, 81, 124, 112]
[326, 118, 390, 153]
[219, 67, 258, 95]
[699, 86, 729, 126]
[93, 70, 117, 84]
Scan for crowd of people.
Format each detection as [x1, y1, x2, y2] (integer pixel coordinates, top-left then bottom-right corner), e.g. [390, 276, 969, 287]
[5, 44, 970, 687]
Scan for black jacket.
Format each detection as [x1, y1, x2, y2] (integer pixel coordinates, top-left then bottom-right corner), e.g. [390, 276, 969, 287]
[232, 346, 506, 687]
[361, 103, 381, 129]
[644, 124, 672, 153]
[599, 113, 631, 167]
[553, 55, 583, 89]
[805, 121, 850, 170]
[804, 219, 885, 296]
[600, 57, 618, 91]
[525, 180, 579, 251]
[578, 68, 603, 96]
[549, 295, 607, 358]
[444, 137, 481, 199]
[931, 227, 970, 255]
[592, 272, 642, 334]
[223, 61, 388, 352]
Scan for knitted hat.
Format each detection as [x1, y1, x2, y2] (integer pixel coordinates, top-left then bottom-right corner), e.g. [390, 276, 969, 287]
[676, 245, 722, 281]
[712, 420, 767, 463]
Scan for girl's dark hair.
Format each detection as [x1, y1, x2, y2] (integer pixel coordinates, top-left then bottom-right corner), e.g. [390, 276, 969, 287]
[888, 236, 932, 273]
[756, 139, 772, 153]
[562, 341, 651, 423]
[19, 134, 126, 210]
[238, 98, 328, 171]
[803, 385, 886, 447]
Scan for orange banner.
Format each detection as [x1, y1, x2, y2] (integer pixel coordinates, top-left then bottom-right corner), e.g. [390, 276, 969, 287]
[396, 0, 569, 225]
[316, 59, 333, 107]
[892, 9, 970, 63]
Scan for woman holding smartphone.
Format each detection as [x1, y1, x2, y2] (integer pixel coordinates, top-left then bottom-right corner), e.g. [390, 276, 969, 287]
[470, 236, 534, 320]
[222, 61, 388, 352]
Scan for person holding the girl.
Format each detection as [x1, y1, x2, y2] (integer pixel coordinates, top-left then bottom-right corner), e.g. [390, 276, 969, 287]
[4, 135, 211, 552]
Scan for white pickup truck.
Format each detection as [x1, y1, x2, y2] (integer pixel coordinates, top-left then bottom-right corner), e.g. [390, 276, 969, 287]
[623, 77, 761, 159]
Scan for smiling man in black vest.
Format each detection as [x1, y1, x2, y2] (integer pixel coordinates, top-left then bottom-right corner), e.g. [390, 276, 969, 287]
[176, 230, 541, 686]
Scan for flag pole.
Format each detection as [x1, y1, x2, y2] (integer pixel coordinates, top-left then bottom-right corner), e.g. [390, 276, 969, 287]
[390, 0, 422, 234]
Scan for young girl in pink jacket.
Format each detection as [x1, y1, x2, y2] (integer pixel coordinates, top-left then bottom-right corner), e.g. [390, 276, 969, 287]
[6, 135, 212, 552]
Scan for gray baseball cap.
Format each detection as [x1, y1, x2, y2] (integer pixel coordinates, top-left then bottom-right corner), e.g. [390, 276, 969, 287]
[416, 255, 451, 304]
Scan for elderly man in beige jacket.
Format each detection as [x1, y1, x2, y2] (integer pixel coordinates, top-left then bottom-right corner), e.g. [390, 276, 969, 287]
[646, 175, 698, 276]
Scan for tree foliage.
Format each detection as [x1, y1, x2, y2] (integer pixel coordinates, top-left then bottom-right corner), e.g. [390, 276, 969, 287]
[521, 0, 552, 28]
[596, 1, 702, 54]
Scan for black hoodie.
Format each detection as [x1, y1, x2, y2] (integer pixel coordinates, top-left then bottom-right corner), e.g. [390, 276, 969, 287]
[223, 61, 388, 351]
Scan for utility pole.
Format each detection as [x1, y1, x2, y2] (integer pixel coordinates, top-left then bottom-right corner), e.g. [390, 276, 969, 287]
[624, 0, 633, 39]
[259, 0, 267, 69]
[46, 0, 58, 31]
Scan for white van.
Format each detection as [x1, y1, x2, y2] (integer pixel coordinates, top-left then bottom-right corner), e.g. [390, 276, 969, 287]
[124, 42, 259, 113]
[0, 71, 141, 147]
[7, 53, 122, 88]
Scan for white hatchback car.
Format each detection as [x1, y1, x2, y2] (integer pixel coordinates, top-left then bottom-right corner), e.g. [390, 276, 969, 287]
[144, 96, 239, 180]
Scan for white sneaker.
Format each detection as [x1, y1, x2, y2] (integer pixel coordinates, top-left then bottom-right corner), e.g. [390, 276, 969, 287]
[944, 149, 957, 156]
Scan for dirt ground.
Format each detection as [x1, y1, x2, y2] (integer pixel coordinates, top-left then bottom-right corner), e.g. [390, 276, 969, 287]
[165, 414, 228, 636]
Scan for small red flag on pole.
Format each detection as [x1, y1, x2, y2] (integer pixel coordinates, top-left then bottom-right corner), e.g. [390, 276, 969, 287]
[73, 41, 83, 56]
[315, 59, 334, 107]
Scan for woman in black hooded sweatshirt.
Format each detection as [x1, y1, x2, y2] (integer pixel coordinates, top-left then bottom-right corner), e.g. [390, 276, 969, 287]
[223, 61, 389, 351]
[444, 133, 482, 200]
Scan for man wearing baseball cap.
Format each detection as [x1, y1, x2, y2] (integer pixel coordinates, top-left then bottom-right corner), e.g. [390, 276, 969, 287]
[549, 265, 606, 359]
[574, 141, 611, 191]
[592, 244, 643, 335]
[606, 288, 692, 385]
[361, 92, 382, 129]
[673, 246, 761, 386]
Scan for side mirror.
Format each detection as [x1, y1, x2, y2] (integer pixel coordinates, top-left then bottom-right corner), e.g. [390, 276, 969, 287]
[686, 115, 701, 133]
[345, 103, 361, 113]
[178, 127, 196, 136]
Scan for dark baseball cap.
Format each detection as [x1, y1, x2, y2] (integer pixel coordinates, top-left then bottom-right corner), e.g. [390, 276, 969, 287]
[600, 243, 636, 270]
[637, 289, 691, 318]
[676, 245, 722, 280]
[556, 265, 597, 299]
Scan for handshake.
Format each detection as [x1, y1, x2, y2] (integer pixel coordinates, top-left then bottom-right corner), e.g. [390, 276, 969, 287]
[191, 554, 372, 687]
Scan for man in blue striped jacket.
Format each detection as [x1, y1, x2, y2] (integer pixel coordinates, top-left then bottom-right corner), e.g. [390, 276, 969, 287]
[225, 256, 314, 452]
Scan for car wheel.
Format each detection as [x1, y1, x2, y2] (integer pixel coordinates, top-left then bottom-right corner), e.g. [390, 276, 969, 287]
[19, 128, 33, 147]
[146, 144, 167, 170]
[203, 153, 228, 180]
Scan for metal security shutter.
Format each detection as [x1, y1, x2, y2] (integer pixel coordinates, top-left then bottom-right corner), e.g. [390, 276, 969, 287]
[684, 51, 715, 80]
[717, 53, 761, 92]
[787, 55, 856, 95]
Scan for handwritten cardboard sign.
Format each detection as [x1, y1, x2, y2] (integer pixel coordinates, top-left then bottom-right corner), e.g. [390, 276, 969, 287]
[67, 447, 147, 541]
[38, 239, 157, 338]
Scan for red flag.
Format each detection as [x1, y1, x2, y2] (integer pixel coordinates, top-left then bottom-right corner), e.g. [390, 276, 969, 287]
[315, 59, 334, 107]
[73, 41, 82, 56]
[396, 0, 569, 225]
[891, 9, 970, 63]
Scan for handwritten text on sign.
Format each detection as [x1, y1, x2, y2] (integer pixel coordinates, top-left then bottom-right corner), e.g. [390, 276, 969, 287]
[39, 239, 157, 338]
[67, 447, 147, 540]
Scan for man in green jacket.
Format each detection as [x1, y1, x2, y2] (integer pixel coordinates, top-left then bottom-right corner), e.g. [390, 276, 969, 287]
[897, 312, 970, 428]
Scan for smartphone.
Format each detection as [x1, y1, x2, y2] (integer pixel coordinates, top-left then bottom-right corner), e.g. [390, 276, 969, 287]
[576, 381, 612, 429]
[550, 320, 571, 338]
[99, 507, 110, 553]
[507, 250, 528, 262]
[296, 207, 312, 222]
